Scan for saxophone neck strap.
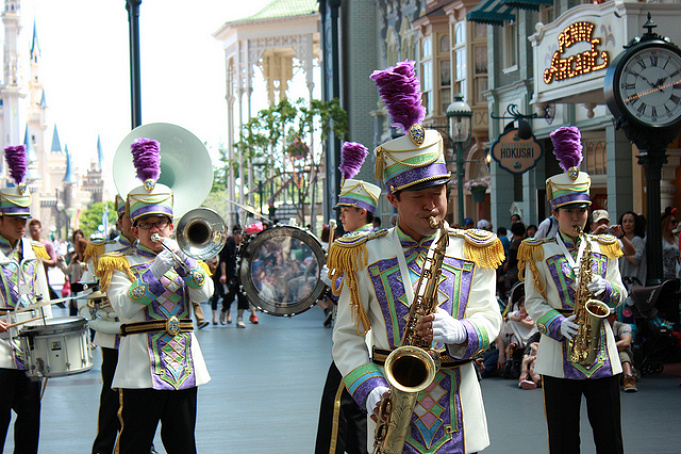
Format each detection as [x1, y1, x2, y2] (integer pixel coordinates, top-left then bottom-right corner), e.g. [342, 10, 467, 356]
[555, 231, 587, 276]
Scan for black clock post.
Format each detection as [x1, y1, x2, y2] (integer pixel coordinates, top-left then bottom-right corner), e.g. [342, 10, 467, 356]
[604, 14, 681, 285]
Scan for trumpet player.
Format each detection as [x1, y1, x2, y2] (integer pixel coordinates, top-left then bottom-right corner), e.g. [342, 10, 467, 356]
[330, 61, 503, 454]
[519, 127, 627, 454]
[81, 194, 135, 454]
[98, 138, 212, 454]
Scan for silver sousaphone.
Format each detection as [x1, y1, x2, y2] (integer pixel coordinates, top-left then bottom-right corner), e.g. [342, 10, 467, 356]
[113, 123, 228, 260]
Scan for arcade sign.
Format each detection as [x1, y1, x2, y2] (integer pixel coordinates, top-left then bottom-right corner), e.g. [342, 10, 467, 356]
[491, 129, 544, 175]
[543, 21, 610, 84]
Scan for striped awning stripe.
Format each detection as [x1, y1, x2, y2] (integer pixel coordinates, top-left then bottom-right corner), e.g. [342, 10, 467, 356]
[501, 0, 553, 11]
[466, 0, 515, 26]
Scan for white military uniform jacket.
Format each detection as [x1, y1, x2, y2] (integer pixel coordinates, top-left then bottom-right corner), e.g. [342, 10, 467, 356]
[330, 225, 503, 454]
[521, 232, 626, 379]
[101, 244, 213, 390]
[0, 236, 53, 370]
[82, 236, 134, 349]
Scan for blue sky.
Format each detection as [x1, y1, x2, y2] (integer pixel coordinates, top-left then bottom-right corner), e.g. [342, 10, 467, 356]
[18, 0, 272, 190]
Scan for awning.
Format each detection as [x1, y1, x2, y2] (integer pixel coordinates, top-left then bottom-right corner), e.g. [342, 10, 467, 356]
[466, 0, 515, 26]
[501, 0, 553, 11]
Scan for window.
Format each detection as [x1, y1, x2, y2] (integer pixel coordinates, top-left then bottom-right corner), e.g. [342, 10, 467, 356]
[452, 22, 467, 98]
[421, 36, 433, 115]
[503, 21, 518, 70]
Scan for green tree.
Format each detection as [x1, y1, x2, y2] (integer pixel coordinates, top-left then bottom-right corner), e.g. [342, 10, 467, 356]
[219, 97, 347, 229]
[78, 201, 117, 239]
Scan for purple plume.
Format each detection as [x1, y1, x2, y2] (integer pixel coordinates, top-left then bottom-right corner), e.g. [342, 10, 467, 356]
[550, 126, 583, 171]
[4, 145, 27, 185]
[370, 60, 425, 134]
[130, 138, 161, 182]
[339, 142, 368, 180]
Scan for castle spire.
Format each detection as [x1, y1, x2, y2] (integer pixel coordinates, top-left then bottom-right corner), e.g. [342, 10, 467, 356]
[50, 125, 62, 153]
[63, 145, 76, 183]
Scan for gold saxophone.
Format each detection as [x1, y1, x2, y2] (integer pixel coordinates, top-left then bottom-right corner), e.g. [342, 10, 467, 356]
[567, 227, 610, 366]
[373, 217, 448, 454]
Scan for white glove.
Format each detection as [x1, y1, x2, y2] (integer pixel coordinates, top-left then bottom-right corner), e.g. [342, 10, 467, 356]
[587, 275, 607, 296]
[560, 314, 579, 340]
[432, 307, 467, 345]
[320, 264, 332, 287]
[149, 249, 175, 279]
[162, 238, 188, 262]
[365, 386, 390, 413]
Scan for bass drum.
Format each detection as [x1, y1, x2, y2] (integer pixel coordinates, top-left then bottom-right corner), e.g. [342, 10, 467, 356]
[239, 225, 326, 316]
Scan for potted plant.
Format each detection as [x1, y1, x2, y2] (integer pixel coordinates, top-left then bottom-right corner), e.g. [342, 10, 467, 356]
[464, 177, 490, 203]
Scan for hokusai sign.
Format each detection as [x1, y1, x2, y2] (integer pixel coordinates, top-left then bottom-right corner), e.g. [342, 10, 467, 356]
[491, 129, 543, 174]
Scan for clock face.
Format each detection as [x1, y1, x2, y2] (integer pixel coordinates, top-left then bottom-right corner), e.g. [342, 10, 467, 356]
[617, 45, 681, 127]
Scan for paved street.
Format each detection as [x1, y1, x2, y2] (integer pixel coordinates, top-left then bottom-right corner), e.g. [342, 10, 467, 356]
[6, 302, 681, 453]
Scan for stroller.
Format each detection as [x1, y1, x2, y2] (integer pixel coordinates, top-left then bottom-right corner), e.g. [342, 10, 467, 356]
[627, 278, 681, 375]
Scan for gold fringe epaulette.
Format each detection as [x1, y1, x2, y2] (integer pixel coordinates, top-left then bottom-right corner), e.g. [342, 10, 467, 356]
[97, 252, 135, 292]
[517, 237, 551, 299]
[326, 229, 388, 336]
[31, 241, 50, 260]
[594, 233, 623, 260]
[83, 241, 110, 272]
[453, 229, 505, 269]
[198, 261, 212, 277]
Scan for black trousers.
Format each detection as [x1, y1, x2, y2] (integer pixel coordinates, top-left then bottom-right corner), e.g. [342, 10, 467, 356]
[0, 368, 41, 454]
[543, 374, 623, 454]
[315, 362, 368, 454]
[117, 387, 198, 454]
[222, 283, 248, 311]
[91, 347, 119, 454]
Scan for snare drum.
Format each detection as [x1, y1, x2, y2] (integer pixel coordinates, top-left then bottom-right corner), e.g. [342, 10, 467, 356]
[19, 317, 93, 378]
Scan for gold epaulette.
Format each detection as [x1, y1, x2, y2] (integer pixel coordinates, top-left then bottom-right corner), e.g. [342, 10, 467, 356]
[198, 261, 212, 277]
[31, 241, 50, 260]
[448, 228, 504, 269]
[326, 228, 388, 336]
[83, 241, 112, 271]
[97, 252, 135, 292]
[517, 237, 552, 299]
[593, 233, 623, 260]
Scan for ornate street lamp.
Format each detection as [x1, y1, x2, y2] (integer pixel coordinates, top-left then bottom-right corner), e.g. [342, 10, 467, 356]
[445, 94, 473, 224]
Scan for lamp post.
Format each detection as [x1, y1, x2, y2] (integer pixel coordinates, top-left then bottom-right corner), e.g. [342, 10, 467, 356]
[445, 94, 473, 224]
[252, 159, 266, 216]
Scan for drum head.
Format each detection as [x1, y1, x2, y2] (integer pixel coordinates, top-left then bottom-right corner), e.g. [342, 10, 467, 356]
[239, 226, 325, 316]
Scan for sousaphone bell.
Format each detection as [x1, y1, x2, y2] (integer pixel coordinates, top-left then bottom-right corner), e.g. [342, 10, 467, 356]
[113, 123, 227, 260]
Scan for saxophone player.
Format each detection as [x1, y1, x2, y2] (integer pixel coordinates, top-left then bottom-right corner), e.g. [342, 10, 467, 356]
[519, 127, 627, 454]
[330, 61, 503, 454]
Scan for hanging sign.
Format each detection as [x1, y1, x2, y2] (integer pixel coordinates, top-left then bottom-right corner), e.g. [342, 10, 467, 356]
[491, 129, 543, 174]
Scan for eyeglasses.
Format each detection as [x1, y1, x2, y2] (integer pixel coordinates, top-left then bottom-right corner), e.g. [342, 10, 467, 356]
[136, 219, 170, 230]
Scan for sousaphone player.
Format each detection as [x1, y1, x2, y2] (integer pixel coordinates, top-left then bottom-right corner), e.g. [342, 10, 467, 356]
[98, 131, 214, 454]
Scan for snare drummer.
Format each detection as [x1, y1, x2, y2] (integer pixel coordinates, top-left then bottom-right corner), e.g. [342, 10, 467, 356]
[97, 138, 212, 454]
[0, 145, 53, 454]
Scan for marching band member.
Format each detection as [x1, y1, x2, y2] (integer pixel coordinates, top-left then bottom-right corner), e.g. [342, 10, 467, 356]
[98, 138, 213, 454]
[316, 142, 381, 454]
[519, 127, 627, 454]
[0, 145, 52, 453]
[82, 194, 134, 454]
[330, 61, 503, 454]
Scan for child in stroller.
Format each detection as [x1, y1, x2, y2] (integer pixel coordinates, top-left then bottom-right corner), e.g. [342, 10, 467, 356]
[626, 278, 681, 376]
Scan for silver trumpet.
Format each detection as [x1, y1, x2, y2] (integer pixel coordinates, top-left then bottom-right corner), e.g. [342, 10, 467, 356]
[151, 207, 229, 271]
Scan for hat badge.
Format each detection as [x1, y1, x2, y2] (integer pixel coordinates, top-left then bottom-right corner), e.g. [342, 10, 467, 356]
[17, 182, 26, 195]
[408, 124, 425, 146]
[143, 179, 156, 193]
[567, 166, 579, 181]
